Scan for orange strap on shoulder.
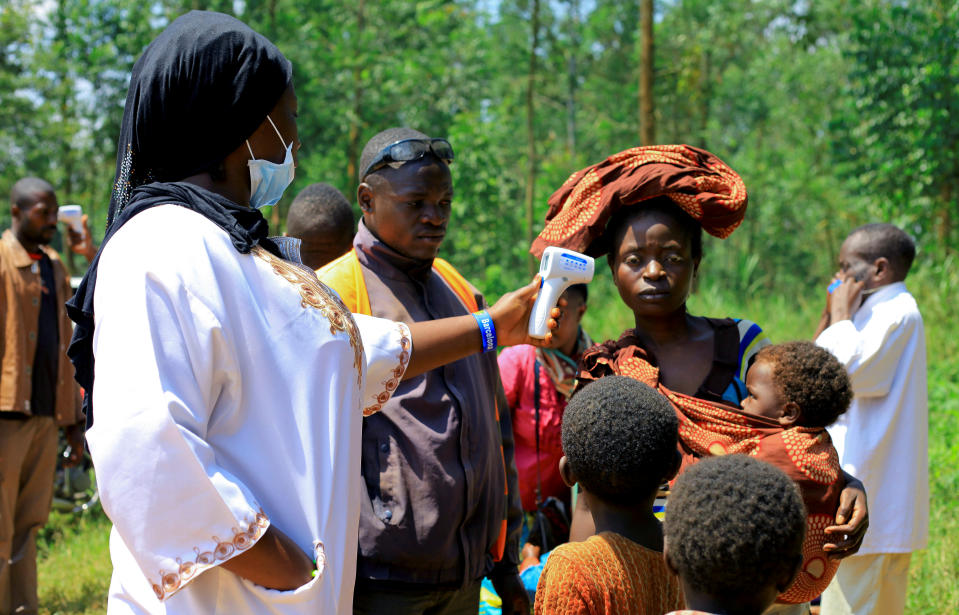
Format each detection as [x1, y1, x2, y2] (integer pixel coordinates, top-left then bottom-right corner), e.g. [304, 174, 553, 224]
[316, 249, 372, 316]
[432, 258, 479, 313]
[433, 259, 509, 560]
[319, 253, 476, 317]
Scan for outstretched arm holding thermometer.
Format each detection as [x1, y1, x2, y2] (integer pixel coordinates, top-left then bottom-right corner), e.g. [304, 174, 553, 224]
[528, 247, 594, 338]
[402, 248, 591, 378]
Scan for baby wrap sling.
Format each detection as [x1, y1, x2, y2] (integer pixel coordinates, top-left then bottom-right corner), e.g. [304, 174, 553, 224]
[579, 339, 843, 604]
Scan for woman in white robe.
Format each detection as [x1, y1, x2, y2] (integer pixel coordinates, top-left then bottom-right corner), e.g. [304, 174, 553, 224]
[66, 11, 557, 614]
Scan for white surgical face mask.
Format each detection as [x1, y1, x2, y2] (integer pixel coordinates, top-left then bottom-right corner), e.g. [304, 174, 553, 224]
[247, 116, 295, 209]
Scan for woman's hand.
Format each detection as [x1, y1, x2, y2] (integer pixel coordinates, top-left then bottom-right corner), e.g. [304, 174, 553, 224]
[489, 275, 563, 347]
[221, 525, 315, 590]
[404, 276, 563, 380]
[823, 472, 869, 560]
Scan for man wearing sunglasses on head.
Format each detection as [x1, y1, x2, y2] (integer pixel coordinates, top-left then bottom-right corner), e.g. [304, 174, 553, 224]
[318, 128, 529, 615]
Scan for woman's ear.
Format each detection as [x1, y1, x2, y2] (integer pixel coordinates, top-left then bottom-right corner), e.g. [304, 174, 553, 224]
[778, 401, 801, 427]
[558, 456, 577, 488]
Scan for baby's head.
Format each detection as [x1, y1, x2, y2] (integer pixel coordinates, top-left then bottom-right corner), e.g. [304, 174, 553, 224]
[559, 375, 680, 507]
[664, 455, 806, 614]
[742, 341, 852, 429]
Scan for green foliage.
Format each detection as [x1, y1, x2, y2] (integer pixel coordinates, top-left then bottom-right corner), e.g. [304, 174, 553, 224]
[831, 0, 959, 248]
[4, 1, 956, 609]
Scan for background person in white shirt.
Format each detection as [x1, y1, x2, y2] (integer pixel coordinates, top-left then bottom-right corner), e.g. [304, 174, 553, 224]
[815, 223, 928, 615]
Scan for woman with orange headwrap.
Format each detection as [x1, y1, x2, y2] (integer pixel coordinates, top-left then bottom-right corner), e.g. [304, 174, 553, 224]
[531, 145, 870, 608]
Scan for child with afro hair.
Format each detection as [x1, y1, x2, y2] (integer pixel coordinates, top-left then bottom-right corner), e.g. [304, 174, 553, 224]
[534, 375, 686, 615]
[672, 340, 852, 606]
[663, 454, 807, 615]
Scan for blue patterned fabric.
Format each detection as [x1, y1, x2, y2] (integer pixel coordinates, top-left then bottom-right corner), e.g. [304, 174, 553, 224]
[719, 319, 769, 405]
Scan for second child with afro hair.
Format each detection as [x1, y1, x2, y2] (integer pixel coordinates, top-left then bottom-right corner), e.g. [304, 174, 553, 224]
[663, 455, 807, 615]
[534, 376, 686, 615]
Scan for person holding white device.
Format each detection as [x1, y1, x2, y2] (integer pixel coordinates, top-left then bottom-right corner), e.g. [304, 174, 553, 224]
[1, 176, 87, 614]
[64, 12, 560, 614]
[56, 203, 98, 264]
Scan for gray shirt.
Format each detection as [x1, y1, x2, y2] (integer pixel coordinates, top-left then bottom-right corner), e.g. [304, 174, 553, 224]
[349, 221, 521, 585]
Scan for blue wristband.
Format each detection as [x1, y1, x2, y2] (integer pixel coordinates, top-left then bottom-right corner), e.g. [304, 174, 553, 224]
[472, 310, 497, 353]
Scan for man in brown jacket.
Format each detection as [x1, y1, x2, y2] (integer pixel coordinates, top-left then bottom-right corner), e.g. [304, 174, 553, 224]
[0, 177, 85, 614]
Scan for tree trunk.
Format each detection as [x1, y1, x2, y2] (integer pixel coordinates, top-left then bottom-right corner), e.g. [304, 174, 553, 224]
[639, 0, 655, 145]
[346, 0, 366, 187]
[55, 0, 77, 272]
[699, 48, 711, 147]
[526, 0, 541, 276]
[566, 0, 580, 158]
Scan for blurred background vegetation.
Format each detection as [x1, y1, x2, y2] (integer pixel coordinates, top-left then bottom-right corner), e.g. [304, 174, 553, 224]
[2, 0, 957, 294]
[2, 0, 955, 612]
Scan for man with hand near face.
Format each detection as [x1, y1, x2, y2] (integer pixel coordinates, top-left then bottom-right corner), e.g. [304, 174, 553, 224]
[318, 128, 529, 615]
[0, 177, 86, 614]
[815, 223, 928, 615]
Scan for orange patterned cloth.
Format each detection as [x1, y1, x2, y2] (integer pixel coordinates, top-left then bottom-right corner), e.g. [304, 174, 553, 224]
[579, 342, 844, 605]
[534, 532, 685, 615]
[531, 144, 748, 258]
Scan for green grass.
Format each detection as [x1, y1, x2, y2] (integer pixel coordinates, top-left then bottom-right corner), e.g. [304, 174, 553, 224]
[37, 509, 111, 615]
[37, 265, 959, 613]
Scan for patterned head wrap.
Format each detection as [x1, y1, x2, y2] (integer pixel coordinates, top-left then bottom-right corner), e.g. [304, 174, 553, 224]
[530, 145, 748, 258]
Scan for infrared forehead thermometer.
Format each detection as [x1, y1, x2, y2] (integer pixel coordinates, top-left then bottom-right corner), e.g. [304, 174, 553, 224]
[528, 246, 594, 339]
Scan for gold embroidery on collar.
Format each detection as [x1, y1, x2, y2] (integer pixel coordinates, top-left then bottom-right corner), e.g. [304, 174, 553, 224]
[363, 323, 411, 416]
[151, 510, 269, 601]
[253, 246, 363, 384]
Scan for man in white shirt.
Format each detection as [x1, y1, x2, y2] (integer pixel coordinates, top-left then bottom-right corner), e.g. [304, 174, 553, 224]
[815, 223, 928, 615]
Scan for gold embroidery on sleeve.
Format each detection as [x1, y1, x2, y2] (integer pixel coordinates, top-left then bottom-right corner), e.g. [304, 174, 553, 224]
[363, 323, 412, 416]
[151, 510, 269, 601]
[253, 246, 364, 385]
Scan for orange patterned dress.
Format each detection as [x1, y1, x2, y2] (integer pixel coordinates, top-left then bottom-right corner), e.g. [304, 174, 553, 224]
[534, 532, 685, 615]
[579, 340, 844, 605]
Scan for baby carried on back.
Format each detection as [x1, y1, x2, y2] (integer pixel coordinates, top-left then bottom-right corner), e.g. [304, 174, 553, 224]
[581, 339, 851, 605]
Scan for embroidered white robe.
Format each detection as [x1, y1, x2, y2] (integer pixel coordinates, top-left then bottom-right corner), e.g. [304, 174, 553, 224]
[88, 206, 410, 614]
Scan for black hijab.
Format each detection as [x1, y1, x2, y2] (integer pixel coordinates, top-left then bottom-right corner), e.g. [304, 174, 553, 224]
[67, 11, 292, 426]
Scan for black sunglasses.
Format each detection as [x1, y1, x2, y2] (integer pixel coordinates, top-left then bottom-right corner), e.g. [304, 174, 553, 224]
[362, 138, 454, 179]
